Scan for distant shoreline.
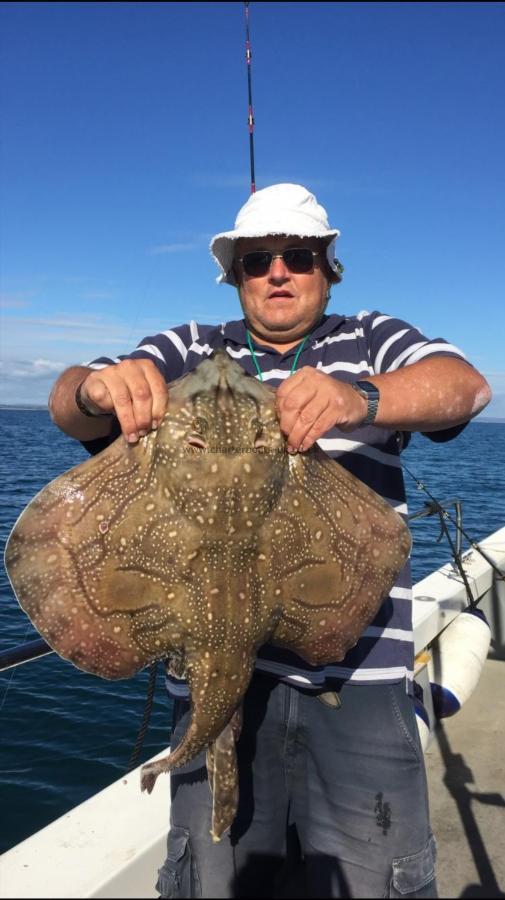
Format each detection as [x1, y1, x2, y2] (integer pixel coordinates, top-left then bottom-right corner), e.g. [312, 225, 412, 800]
[0, 405, 49, 411]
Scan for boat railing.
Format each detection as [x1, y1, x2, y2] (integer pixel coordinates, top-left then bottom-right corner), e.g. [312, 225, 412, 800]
[0, 636, 52, 672]
[408, 497, 463, 560]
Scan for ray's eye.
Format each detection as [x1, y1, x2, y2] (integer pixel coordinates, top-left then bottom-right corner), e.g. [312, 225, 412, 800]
[250, 417, 263, 437]
[193, 416, 208, 434]
[187, 416, 209, 450]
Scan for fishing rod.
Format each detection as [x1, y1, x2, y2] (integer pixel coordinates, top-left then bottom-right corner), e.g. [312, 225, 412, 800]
[242, 3, 344, 279]
[403, 460, 505, 596]
[244, 1, 256, 194]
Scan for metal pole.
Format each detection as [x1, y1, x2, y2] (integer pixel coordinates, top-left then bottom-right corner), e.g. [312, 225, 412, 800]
[0, 637, 53, 672]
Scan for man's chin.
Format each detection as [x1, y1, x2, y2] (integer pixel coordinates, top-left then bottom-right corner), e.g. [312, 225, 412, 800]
[259, 312, 304, 332]
[253, 323, 310, 346]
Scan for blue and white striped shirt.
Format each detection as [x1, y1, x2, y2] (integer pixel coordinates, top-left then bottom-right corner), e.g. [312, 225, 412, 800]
[86, 310, 468, 696]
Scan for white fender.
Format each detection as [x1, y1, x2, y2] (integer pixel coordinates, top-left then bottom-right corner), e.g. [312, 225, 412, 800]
[428, 608, 491, 719]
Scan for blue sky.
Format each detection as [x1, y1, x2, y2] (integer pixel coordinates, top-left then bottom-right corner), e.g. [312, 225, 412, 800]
[1, 1, 504, 414]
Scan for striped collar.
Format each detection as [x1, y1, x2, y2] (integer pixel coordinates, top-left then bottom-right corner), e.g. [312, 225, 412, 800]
[221, 314, 346, 359]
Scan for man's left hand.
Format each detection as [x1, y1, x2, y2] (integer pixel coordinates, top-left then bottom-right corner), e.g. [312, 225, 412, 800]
[276, 367, 367, 453]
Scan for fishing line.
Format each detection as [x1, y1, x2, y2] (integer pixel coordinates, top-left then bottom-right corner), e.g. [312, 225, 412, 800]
[0, 665, 18, 716]
[0, 621, 37, 716]
[402, 460, 505, 594]
[435, 512, 477, 609]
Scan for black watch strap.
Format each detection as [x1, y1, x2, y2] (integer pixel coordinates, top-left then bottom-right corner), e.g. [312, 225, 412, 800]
[352, 380, 380, 426]
[75, 381, 112, 418]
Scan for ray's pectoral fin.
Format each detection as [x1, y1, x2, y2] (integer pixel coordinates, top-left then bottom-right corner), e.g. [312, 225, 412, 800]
[4, 434, 186, 680]
[206, 706, 243, 843]
[262, 447, 411, 666]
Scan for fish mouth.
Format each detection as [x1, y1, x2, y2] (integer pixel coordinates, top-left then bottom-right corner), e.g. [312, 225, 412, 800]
[186, 435, 208, 450]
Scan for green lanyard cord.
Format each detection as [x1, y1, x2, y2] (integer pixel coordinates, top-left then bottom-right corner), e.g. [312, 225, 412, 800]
[246, 329, 264, 380]
[291, 334, 310, 373]
[246, 330, 311, 382]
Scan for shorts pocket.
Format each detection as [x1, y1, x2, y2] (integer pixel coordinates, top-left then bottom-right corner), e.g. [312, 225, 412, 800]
[156, 825, 200, 899]
[388, 683, 424, 763]
[388, 833, 437, 897]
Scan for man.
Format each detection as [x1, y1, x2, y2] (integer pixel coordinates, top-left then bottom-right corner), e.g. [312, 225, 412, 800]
[50, 184, 491, 898]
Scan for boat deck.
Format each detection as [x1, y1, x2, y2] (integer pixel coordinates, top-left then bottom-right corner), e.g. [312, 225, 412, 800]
[426, 656, 505, 898]
[2, 658, 502, 899]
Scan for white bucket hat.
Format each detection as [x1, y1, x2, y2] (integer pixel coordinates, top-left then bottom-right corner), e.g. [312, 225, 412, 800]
[210, 183, 341, 286]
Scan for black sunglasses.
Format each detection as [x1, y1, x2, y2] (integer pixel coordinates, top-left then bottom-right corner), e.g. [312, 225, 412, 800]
[238, 247, 321, 278]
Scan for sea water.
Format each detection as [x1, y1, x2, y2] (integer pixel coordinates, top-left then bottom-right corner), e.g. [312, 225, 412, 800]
[0, 410, 504, 852]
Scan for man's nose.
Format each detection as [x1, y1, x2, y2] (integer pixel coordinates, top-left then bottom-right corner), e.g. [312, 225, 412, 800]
[269, 254, 289, 279]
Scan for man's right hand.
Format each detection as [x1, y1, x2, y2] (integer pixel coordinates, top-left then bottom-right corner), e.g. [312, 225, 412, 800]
[79, 359, 169, 442]
[49, 358, 169, 443]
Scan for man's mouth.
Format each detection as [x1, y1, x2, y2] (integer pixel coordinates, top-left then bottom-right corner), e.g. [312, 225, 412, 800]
[268, 291, 294, 299]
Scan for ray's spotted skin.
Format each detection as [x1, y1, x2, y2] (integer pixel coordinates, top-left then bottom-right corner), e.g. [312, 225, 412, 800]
[206, 707, 243, 842]
[4, 350, 411, 840]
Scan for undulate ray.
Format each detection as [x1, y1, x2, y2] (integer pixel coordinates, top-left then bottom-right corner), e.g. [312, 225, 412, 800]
[4, 350, 411, 840]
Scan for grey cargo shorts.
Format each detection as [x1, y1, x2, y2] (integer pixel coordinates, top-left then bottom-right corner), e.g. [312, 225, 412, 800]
[156, 673, 437, 898]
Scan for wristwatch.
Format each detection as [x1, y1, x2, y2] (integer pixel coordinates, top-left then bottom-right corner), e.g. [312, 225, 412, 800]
[75, 381, 112, 418]
[351, 380, 380, 426]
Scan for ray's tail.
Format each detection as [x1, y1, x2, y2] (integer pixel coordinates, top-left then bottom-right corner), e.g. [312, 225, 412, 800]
[140, 649, 255, 793]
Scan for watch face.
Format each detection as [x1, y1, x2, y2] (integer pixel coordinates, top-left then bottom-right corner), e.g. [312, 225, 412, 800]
[356, 380, 380, 399]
